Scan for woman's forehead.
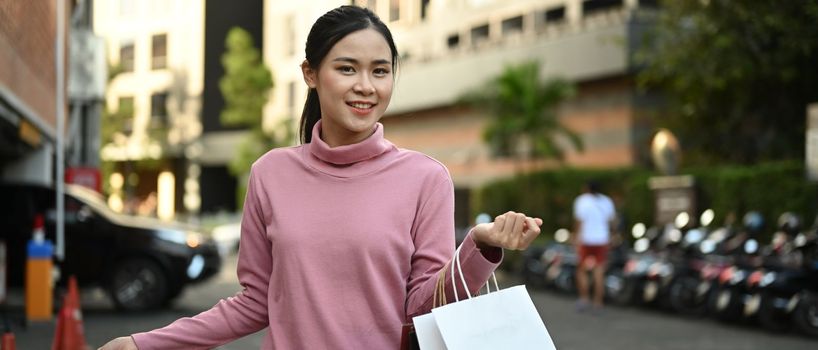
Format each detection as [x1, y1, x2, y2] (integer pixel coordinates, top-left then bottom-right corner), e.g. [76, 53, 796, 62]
[326, 28, 392, 63]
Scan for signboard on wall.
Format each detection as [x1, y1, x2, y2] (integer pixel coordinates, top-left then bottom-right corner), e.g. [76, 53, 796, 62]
[66, 167, 101, 193]
[648, 175, 696, 225]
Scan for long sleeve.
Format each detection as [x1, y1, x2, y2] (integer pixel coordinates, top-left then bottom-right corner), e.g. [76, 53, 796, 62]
[131, 169, 272, 349]
[405, 174, 503, 320]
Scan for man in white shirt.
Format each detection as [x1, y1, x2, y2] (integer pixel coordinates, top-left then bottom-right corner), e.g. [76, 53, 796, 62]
[573, 181, 616, 312]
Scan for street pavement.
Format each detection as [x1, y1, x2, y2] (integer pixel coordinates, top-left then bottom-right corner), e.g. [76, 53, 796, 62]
[4, 252, 817, 349]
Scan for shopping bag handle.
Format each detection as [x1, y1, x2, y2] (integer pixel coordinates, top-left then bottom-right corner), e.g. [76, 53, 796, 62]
[451, 241, 499, 302]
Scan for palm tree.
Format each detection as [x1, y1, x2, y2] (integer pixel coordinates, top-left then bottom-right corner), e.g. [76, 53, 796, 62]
[461, 61, 582, 168]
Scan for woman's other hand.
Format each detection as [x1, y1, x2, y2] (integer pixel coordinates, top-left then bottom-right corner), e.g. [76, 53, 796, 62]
[472, 211, 543, 251]
[97, 336, 137, 350]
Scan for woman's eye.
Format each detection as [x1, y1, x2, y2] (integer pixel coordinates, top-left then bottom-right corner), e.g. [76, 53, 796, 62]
[338, 66, 355, 74]
[373, 68, 390, 76]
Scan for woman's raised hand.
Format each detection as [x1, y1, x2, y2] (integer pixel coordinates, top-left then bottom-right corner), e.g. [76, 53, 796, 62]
[472, 211, 543, 251]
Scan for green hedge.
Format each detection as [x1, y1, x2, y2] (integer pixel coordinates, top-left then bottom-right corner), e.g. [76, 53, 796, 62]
[472, 161, 818, 268]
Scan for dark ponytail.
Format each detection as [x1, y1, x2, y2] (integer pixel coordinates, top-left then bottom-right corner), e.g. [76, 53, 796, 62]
[298, 5, 399, 144]
[299, 89, 321, 143]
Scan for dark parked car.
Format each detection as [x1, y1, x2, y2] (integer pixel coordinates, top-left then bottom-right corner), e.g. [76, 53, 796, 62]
[0, 182, 221, 311]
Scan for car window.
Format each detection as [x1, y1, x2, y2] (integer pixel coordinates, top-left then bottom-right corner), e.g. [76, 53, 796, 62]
[65, 185, 121, 220]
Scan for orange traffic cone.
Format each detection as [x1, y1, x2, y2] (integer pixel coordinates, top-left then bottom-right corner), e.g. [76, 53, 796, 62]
[52, 276, 87, 350]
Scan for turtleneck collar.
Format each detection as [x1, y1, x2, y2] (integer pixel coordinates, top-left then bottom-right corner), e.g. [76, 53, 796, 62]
[303, 120, 396, 177]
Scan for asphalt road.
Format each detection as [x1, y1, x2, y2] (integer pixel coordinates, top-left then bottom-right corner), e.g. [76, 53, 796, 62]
[5, 252, 817, 349]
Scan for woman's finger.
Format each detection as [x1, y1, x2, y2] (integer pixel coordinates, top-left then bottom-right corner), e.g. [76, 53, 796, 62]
[494, 214, 508, 235]
[510, 213, 525, 236]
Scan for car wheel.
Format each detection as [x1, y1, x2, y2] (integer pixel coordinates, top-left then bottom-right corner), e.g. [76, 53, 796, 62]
[108, 258, 168, 312]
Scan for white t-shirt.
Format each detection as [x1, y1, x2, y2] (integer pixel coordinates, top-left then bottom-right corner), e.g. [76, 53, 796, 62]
[573, 192, 615, 245]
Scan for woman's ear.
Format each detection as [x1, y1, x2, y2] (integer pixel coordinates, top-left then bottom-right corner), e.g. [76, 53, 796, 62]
[301, 60, 317, 88]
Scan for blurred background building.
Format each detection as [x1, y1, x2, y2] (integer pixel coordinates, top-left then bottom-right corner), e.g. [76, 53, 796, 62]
[93, 0, 263, 219]
[1, 1, 65, 186]
[1, 0, 103, 189]
[76, 0, 659, 225]
[265, 0, 658, 227]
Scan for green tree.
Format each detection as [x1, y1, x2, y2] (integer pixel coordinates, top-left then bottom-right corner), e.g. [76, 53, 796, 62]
[219, 27, 293, 207]
[460, 61, 580, 164]
[219, 27, 290, 178]
[636, 0, 818, 165]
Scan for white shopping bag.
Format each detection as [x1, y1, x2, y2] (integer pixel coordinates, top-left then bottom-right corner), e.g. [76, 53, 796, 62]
[412, 243, 556, 350]
[412, 311, 447, 349]
[432, 285, 555, 350]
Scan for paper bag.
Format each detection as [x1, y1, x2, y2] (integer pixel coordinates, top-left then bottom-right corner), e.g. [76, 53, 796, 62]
[412, 242, 556, 350]
[432, 285, 555, 350]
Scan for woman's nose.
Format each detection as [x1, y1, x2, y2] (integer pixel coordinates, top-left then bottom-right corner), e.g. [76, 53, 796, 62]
[354, 77, 375, 95]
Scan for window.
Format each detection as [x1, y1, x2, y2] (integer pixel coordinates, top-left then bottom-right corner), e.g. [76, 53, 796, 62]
[118, 97, 135, 135]
[544, 7, 566, 23]
[390, 0, 400, 22]
[120, 43, 134, 72]
[150, 93, 168, 126]
[582, 0, 624, 16]
[421, 0, 431, 20]
[447, 34, 460, 49]
[151, 34, 167, 70]
[470, 24, 490, 46]
[118, 97, 134, 114]
[501, 15, 523, 36]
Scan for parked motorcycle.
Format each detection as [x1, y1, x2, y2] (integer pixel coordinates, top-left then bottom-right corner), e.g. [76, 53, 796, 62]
[665, 209, 718, 316]
[542, 228, 577, 293]
[520, 243, 548, 289]
[709, 211, 765, 323]
[611, 222, 660, 306]
[757, 214, 818, 337]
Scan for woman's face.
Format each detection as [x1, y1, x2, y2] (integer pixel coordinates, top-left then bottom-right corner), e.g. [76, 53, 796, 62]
[302, 28, 394, 146]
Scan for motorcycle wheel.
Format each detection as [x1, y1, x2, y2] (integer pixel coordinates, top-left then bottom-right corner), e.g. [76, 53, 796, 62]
[668, 275, 707, 317]
[554, 269, 576, 294]
[604, 268, 627, 304]
[793, 292, 818, 338]
[521, 259, 544, 289]
[758, 293, 792, 333]
[711, 286, 742, 322]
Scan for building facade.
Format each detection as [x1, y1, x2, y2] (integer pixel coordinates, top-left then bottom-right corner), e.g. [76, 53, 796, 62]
[1, 0, 107, 221]
[93, 0, 264, 219]
[0, 0, 67, 185]
[94, 0, 206, 218]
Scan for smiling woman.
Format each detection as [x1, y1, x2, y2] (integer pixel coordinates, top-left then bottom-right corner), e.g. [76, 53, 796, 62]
[301, 28, 394, 146]
[100, 5, 542, 350]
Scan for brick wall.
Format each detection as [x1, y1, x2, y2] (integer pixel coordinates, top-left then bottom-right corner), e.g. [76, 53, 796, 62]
[382, 76, 649, 188]
[0, 0, 60, 128]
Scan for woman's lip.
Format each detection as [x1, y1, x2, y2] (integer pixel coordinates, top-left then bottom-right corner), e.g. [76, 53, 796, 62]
[349, 104, 374, 116]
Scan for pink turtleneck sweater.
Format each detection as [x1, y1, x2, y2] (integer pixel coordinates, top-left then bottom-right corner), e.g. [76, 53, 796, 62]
[132, 121, 502, 349]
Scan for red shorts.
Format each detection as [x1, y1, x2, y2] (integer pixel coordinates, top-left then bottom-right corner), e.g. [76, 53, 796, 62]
[578, 244, 609, 268]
